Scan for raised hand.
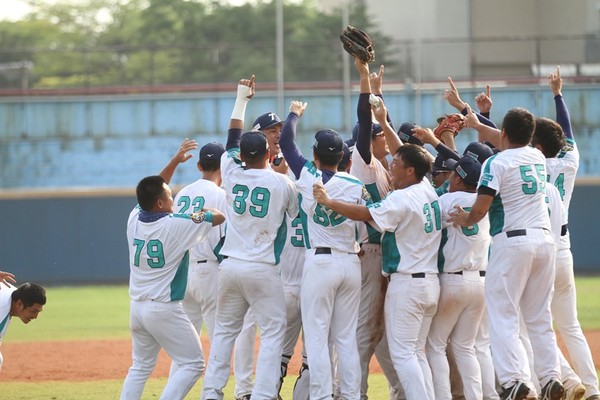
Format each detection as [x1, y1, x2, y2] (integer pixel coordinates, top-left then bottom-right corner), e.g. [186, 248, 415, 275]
[0, 271, 16, 288]
[312, 181, 330, 205]
[369, 65, 385, 95]
[475, 84, 492, 114]
[174, 138, 198, 164]
[548, 66, 562, 96]
[411, 127, 438, 146]
[463, 104, 480, 129]
[237, 75, 255, 100]
[289, 100, 308, 118]
[443, 77, 466, 111]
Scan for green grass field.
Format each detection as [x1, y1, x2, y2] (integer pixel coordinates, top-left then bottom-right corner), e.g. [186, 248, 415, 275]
[2, 276, 600, 399]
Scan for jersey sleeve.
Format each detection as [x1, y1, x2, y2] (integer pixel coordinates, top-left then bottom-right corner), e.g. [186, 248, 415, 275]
[283, 175, 300, 219]
[367, 191, 404, 232]
[478, 155, 501, 192]
[438, 193, 454, 229]
[168, 213, 214, 251]
[221, 148, 243, 181]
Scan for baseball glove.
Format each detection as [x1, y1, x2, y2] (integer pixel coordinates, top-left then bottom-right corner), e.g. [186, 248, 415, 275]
[339, 25, 375, 63]
[433, 113, 466, 139]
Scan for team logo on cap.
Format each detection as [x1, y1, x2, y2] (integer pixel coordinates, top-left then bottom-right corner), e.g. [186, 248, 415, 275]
[465, 151, 478, 160]
[399, 132, 410, 141]
[456, 165, 467, 180]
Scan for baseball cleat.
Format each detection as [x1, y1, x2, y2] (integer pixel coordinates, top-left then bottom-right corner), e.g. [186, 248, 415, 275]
[500, 381, 531, 400]
[540, 379, 565, 400]
[565, 383, 586, 400]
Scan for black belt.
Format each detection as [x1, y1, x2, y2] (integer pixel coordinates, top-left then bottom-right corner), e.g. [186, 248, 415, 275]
[197, 260, 208, 264]
[411, 273, 425, 278]
[506, 229, 527, 238]
[315, 247, 331, 255]
[446, 271, 486, 277]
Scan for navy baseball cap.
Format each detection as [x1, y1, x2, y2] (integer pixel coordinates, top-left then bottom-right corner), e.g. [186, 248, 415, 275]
[252, 112, 282, 131]
[397, 122, 424, 146]
[338, 142, 352, 171]
[199, 142, 225, 161]
[240, 131, 268, 158]
[351, 122, 383, 140]
[313, 129, 344, 155]
[432, 154, 452, 173]
[463, 142, 494, 164]
[446, 156, 482, 187]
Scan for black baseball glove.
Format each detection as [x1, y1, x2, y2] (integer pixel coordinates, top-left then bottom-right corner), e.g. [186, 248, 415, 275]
[339, 25, 375, 63]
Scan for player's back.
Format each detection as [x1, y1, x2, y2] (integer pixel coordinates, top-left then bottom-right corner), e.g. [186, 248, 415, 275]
[127, 207, 213, 302]
[220, 150, 299, 264]
[296, 166, 367, 254]
[439, 190, 491, 273]
[480, 146, 550, 236]
[174, 179, 226, 262]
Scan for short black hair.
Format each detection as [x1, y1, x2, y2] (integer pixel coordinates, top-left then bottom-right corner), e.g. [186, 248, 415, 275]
[199, 158, 220, 172]
[313, 149, 343, 169]
[502, 108, 536, 145]
[136, 175, 167, 211]
[12, 283, 46, 308]
[532, 117, 565, 158]
[396, 144, 431, 181]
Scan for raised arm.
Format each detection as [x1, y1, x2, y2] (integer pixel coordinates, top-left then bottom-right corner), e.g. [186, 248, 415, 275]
[464, 105, 502, 148]
[412, 127, 460, 161]
[372, 98, 402, 155]
[227, 75, 255, 150]
[279, 101, 308, 179]
[356, 58, 374, 164]
[549, 66, 573, 140]
[445, 77, 497, 129]
[475, 84, 493, 119]
[158, 138, 198, 184]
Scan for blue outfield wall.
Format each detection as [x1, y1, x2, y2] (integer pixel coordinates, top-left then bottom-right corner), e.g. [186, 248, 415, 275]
[0, 182, 598, 286]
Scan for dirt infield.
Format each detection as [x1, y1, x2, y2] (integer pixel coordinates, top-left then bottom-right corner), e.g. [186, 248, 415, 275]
[1, 331, 599, 382]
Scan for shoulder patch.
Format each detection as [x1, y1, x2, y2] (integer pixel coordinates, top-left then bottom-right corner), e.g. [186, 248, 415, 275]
[362, 187, 372, 202]
[482, 173, 493, 183]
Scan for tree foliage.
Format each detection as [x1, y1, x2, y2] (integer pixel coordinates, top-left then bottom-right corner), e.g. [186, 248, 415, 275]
[0, 0, 394, 89]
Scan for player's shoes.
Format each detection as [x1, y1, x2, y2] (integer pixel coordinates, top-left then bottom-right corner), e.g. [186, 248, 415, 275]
[586, 396, 600, 400]
[500, 381, 531, 400]
[540, 379, 565, 400]
[235, 395, 251, 400]
[565, 383, 586, 400]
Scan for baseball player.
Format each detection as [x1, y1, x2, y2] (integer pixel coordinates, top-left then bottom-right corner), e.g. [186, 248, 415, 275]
[533, 67, 599, 400]
[200, 76, 299, 400]
[0, 281, 46, 372]
[425, 156, 490, 400]
[452, 108, 563, 400]
[120, 138, 225, 400]
[351, 59, 405, 400]
[279, 99, 366, 400]
[314, 143, 442, 400]
[168, 142, 226, 379]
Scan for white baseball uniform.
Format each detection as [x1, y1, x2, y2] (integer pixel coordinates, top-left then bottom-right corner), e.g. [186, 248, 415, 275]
[426, 190, 491, 400]
[349, 149, 405, 400]
[0, 284, 17, 370]
[201, 148, 299, 400]
[547, 138, 599, 397]
[368, 178, 442, 400]
[478, 147, 559, 390]
[168, 178, 226, 378]
[121, 206, 214, 400]
[296, 164, 365, 400]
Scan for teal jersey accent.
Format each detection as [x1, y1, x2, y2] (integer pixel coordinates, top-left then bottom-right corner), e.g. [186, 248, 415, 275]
[170, 250, 190, 301]
[227, 148, 244, 166]
[480, 153, 499, 188]
[435, 180, 450, 196]
[488, 194, 505, 236]
[381, 230, 401, 274]
[437, 228, 448, 272]
[364, 182, 383, 244]
[557, 138, 575, 159]
[304, 161, 321, 178]
[172, 211, 213, 223]
[0, 313, 10, 333]
[335, 174, 363, 186]
[273, 216, 288, 265]
[297, 193, 311, 249]
[213, 236, 225, 262]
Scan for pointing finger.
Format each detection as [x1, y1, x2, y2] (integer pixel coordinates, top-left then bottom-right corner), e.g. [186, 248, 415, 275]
[486, 84, 491, 98]
[448, 77, 457, 92]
